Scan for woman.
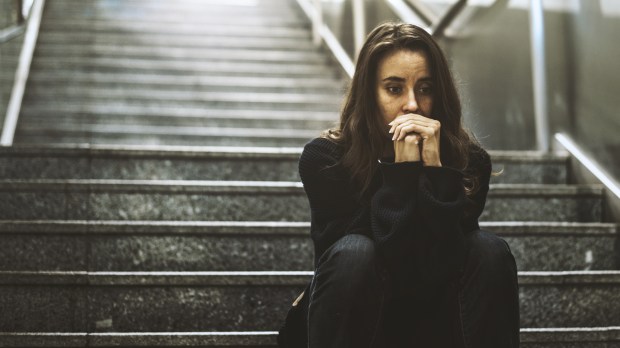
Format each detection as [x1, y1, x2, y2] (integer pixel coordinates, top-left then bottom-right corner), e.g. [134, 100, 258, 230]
[278, 22, 519, 348]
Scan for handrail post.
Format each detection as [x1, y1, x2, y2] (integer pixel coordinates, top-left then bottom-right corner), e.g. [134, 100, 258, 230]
[529, 0, 549, 152]
[352, 0, 366, 60]
[312, 0, 322, 47]
[17, 0, 25, 23]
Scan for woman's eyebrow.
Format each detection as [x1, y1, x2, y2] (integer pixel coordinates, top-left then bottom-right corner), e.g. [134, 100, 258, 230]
[381, 76, 433, 83]
[381, 76, 405, 82]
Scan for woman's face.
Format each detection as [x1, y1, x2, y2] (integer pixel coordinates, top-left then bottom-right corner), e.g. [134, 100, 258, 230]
[375, 49, 434, 125]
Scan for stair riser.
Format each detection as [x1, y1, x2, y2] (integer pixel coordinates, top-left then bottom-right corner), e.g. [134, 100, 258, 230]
[35, 34, 316, 50]
[22, 83, 344, 95]
[0, 233, 616, 272]
[19, 99, 341, 111]
[0, 281, 618, 331]
[13, 133, 316, 147]
[17, 114, 336, 131]
[31, 44, 326, 61]
[0, 189, 602, 222]
[0, 334, 619, 348]
[29, 62, 334, 77]
[38, 23, 313, 39]
[481, 196, 601, 222]
[0, 156, 563, 183]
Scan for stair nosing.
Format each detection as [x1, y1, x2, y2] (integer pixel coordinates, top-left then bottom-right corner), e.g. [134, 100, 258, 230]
[0, 220, 615, 236]
[1, 270, 620, 286]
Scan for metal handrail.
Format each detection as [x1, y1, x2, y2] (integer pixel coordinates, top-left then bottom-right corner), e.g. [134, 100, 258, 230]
[296, 0, 469, 79]
[1, 0, 45, 146]
[297, 0, 550, 153]
[0, 0, 34, 43]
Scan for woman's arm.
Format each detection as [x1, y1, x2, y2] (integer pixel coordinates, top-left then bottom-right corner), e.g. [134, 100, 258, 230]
[371, 161, 467, 290]
[299, 138, 369, 263]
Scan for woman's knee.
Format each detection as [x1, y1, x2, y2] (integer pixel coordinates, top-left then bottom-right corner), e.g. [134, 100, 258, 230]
[316, 234, 378, 284]
[464, 230, 517, 278]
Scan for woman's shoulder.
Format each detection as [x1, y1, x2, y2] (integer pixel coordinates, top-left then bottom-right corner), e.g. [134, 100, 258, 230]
[301, 137, 343, 165]
[465, 141, 491, 174]
[299, 137, 345, 179]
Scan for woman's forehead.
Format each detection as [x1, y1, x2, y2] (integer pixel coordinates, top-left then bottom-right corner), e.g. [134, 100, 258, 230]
[377, 49, 431, 81]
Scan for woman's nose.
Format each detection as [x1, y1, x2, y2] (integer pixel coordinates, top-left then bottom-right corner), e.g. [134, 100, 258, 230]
[403, 90, 418, 113]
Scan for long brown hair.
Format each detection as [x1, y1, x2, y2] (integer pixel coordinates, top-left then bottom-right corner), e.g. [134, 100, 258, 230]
[323, 22, 479, 196]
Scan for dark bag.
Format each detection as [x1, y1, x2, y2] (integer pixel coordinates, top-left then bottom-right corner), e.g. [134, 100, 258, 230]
[277, 282, 311, 347]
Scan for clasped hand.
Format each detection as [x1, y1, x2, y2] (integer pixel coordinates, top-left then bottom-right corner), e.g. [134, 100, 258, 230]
[388, 114, 442, 167]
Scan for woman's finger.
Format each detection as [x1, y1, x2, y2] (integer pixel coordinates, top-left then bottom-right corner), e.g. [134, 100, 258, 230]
[392, 120, 415, 140]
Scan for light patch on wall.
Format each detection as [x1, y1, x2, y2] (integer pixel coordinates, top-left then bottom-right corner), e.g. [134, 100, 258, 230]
[202, 0, 259, 6]
[422, 0, 580, 13]
[421, 0, 581, 12]
[509, 0, 580, 12]
[600, 0, 620, 17]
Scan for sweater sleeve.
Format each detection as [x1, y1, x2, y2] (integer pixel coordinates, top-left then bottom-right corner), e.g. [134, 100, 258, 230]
[462, 148, 492, 230]
[299, 138, 369, 264]
[371, 161, 467, 289]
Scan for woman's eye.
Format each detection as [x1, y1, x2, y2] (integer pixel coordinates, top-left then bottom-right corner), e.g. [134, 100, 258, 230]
[387, 87, 402, 94]
[418, 85, 433, 95]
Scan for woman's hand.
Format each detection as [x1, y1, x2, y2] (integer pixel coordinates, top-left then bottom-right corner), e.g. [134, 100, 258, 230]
[388, 114, 442, 167]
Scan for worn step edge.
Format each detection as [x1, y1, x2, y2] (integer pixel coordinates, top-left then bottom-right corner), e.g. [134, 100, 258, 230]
[0, 220, 616, 237]
[17, 107, 339, 121]
[23, 90, 341, 104]
[0, 180, 602, 196]
[0, 331, 277, 347]
[0, 144, 304, 159]
[0, 144, 568, 162]
[2, 328, 620, 346]
[19, 75, 342, 88]
[15, 126, 321, 140]
[1, 270, 620, 286]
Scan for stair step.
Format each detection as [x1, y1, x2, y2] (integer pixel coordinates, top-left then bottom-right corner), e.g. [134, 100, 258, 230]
[40, 15, 308, 30]
[17, 112, 336, 131]
[0, 221, 616, 272]
[20, 74, 345, 93]
[39, 20, 312, 38]
[31, 45, 327, 63]
[1, 328, 620, 347]
[29, 58, 332, 77]
[14, 125, 319, 147]
[18, 105, 339, 130]
[35, 33, 316, 50]
[23, 89, 341, 109]
[0, 146, 566, 183]
[0, 180, 603, 221]
[0, 271, 619, 330]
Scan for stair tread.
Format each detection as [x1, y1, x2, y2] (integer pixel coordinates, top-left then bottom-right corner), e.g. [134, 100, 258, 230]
[2, 270, 620, 285]
[0, 220, 615, 235]
[1, 329, 620, 346]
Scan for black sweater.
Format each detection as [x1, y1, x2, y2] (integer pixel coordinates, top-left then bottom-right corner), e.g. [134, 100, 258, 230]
[299, 137, 491, 290]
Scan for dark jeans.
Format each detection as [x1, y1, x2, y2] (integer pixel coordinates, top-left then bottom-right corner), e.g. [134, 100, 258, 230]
[307, 230, 520, 348]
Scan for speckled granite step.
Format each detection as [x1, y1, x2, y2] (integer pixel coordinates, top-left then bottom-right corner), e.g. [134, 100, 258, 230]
[0, 271, 619, 331]
[1, 328, 620, 347]
[22, 89, 341, 110]
[0, 146, 567, 184]
[0, 180, 602, 221]
[21, 74, 345, 94]
[36, 33, 316, 51]
[0, 221, 616, 272]
[29, 58, 332, 77]
[14, 126, 317, 147]
[18, 109, 337, 131]
[39, 21, 313, 39]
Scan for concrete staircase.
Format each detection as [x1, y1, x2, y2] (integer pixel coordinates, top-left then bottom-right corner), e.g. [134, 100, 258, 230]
[14, 0, 344, 146]
[1, 0, 619, 347]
